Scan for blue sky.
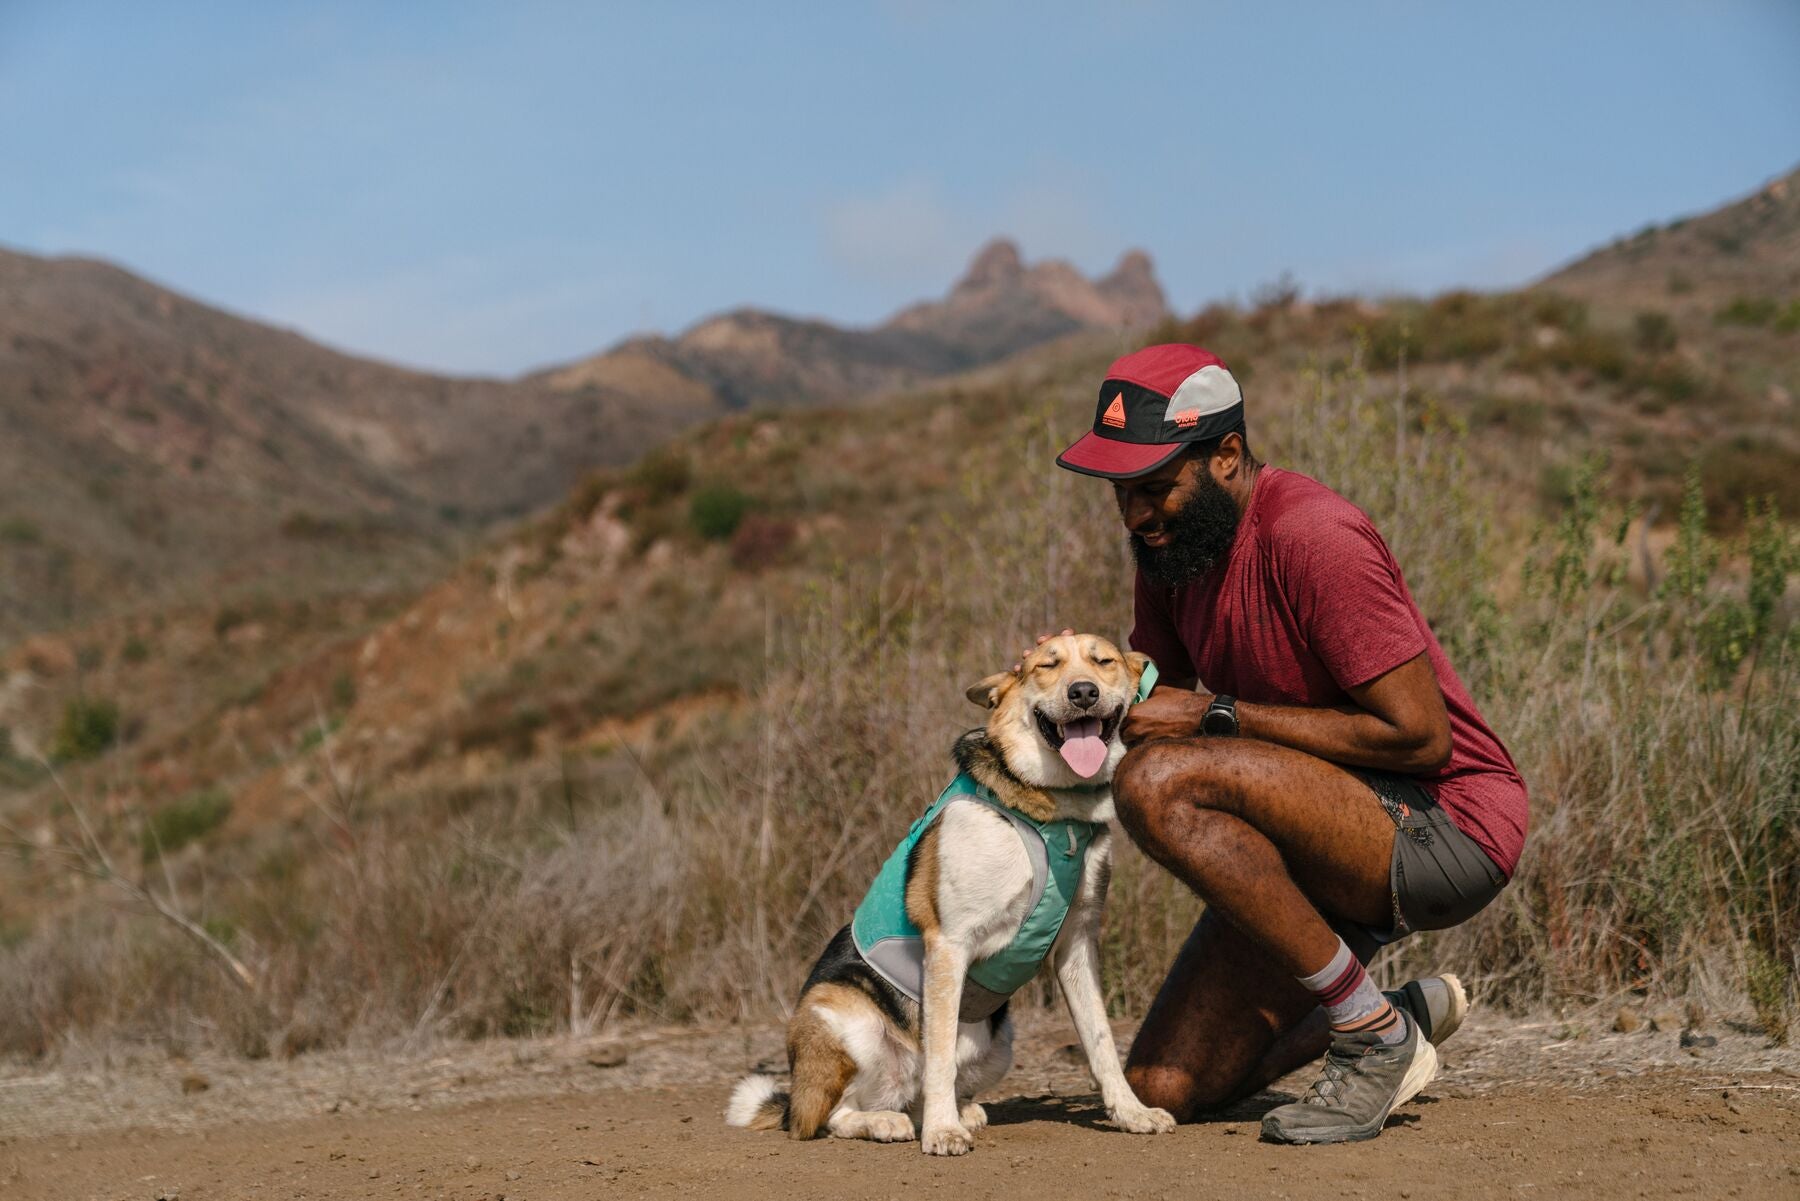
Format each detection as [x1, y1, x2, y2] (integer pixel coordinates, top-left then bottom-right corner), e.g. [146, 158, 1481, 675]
[2, 2, 1796, 376]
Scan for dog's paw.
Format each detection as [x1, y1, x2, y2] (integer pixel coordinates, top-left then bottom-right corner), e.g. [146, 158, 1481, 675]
[921, 1122, 975, 1156]
[1111, 1103, 1177, 1134]
[958, 1101, 988, 1131]
[867, 1111, 916, 1143]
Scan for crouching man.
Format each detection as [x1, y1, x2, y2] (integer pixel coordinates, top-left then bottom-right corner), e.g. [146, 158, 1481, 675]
[1053, 344, 1528, 1144]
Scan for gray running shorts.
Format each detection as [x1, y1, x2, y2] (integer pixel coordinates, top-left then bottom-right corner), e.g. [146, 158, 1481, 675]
[1329, 768, 1508, 965]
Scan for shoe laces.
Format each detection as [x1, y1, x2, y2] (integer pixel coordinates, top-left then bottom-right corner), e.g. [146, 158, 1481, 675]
[1302, 1044, 1366, 1107]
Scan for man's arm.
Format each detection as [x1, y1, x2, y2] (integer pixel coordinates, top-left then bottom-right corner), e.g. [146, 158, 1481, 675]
[1121, 652, 1451, 774]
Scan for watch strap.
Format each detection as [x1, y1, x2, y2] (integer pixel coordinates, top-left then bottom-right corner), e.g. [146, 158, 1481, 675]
[1203, 694, 1239, 736]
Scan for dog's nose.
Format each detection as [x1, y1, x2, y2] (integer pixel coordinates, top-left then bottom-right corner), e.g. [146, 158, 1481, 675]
[1067, 681, 1099, 710]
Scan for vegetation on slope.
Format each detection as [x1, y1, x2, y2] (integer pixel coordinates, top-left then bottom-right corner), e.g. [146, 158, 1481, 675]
[0, 290, 1794, 1059]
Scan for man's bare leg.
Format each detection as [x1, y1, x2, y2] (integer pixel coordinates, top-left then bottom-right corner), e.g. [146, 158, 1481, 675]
[1127, 910, 1339, 1115]
[1110, 735, 1398, 1118]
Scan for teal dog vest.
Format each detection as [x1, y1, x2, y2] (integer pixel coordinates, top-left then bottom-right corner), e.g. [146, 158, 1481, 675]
[849, 661, 1158, 1019]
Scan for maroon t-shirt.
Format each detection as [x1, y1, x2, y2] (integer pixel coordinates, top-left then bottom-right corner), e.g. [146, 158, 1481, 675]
[1129, 466, 1528, 877]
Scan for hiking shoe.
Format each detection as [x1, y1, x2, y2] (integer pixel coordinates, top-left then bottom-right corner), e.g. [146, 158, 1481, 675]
[1384, 974, 1469, 1046]
[1260, 1010, 1439, 1145]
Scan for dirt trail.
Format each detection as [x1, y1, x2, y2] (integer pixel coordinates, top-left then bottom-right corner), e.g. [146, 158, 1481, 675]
[4, 1013, 1797, 1200]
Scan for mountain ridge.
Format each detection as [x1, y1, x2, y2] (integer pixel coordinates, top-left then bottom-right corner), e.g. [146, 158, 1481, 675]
[0, 238, 1167, 641]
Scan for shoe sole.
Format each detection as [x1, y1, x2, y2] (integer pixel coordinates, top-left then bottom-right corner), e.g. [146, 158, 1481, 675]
[1262, 1036, 1441, 1146]
[1433, 974, 1469, 1044]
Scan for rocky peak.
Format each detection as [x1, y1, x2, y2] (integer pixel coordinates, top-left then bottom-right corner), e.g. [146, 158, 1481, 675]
[953, 238, 1026, 295]
[1096, 249, 1167, 326]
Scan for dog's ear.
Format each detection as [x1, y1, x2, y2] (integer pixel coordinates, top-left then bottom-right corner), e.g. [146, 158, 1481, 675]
[1126, 651, 1153, 683]
[964, 672, 1013, 709]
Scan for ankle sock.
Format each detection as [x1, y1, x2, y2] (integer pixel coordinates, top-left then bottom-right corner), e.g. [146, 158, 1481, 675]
[1298, 938, 1406, 1046]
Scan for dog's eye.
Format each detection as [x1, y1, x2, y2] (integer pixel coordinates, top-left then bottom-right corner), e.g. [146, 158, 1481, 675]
[1093, 656, 1115, 666]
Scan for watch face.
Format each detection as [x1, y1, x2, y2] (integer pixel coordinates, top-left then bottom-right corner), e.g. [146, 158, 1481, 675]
[1203, 707, 1234, 736]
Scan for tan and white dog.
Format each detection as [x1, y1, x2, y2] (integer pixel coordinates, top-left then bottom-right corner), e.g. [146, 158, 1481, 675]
[726, 633, 1176, 1155]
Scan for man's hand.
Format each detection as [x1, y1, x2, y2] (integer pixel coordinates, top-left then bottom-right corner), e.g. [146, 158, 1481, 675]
[1013, 628, 1076, 672]
[1121, 688, 1212, 746]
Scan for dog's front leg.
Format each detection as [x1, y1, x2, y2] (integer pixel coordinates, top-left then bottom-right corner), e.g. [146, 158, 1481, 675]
[918, 931, 974, 1156]
[1053, 839, 1176, 1134]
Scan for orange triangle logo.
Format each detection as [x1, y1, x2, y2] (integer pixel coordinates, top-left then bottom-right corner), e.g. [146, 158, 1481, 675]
[1101, 393, 1128, 428]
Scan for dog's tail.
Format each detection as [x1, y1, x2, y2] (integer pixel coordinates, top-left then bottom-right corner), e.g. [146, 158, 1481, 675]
[725, 1074, 789, 1131]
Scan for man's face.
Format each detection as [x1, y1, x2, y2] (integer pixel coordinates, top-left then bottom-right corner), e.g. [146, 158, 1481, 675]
[1112, 446, 1243, 587]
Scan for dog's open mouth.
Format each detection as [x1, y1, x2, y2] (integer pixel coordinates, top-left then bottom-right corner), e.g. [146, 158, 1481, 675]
[1035, 706, 1123, 779]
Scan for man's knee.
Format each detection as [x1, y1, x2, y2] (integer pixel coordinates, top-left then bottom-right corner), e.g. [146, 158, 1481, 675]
[1114, 741, 1224, 851]
[1112, 743, 1178, 845]
[1123, 1062, 1234, 1123]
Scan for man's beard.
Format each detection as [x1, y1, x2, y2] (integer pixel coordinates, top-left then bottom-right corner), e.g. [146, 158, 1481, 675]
[1130, 474, 1242, 587]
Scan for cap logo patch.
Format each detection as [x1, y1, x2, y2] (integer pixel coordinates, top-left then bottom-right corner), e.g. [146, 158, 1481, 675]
[1101, 393, 1128, 428]
[1172, 409, 1200, 429]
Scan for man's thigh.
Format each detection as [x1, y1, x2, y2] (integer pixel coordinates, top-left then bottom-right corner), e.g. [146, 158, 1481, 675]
[1121, 735, 1398, 928]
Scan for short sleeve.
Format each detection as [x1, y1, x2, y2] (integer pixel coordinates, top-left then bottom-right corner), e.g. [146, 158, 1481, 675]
[1277, 502, 1427, 690]
[1129, 569, 1197, 683]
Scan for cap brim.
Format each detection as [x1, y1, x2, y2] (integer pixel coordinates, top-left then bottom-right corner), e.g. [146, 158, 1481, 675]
[1055, 432, 1188, 479]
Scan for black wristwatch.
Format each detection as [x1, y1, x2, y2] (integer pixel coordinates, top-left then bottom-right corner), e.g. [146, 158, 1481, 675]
[1201, 695, 1240, 737]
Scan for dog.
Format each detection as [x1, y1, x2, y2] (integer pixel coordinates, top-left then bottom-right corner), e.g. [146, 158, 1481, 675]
[725, 632, 1176, 1156]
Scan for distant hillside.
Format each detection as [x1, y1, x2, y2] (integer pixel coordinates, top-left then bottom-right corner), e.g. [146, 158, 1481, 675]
[535, 239, 1167, 410]
[0, 240, 1164, 643]
[0, 249, 661, 641]
[1541, 165, 1800, 313]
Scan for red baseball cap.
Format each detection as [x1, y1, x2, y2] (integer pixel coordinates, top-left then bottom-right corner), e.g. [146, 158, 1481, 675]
[1055, 344, 1245, 479]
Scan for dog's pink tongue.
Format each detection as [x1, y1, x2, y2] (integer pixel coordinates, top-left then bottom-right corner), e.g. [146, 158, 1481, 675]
[1059, 717, 1107, 778]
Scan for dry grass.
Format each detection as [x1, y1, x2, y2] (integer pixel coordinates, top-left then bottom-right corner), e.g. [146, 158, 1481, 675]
[1, 343, 1794, 1060]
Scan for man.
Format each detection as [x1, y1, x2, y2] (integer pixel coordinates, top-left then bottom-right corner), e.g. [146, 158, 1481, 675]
[1053, 343, 1527, 1144]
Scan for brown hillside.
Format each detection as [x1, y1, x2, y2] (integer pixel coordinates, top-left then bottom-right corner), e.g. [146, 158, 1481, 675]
[1540, 165, 1800, 314]
[0, 249, 663, 642]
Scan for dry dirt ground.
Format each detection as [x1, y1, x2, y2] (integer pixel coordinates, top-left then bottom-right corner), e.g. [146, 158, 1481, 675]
[3, 1011, 1796, 1201]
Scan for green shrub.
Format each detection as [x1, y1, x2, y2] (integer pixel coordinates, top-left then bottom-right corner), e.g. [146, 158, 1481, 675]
[122, 635, 150, 664]
[688, 484, 752, 541]
[279, 511, 348, 540]
[1529, 292, 1588, 331]
[628, 448, 693, 500]
[1634, 311, 1678, 353]
[141, 789, 233, 861]
[51, 697, 120, 762]
[1749, 945, 1792, 1045]
[1715, 296, 1779, 327]
[0, 517, 41, 544]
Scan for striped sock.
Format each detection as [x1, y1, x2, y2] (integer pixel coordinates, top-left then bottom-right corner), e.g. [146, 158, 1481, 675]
[1298, 939, 1406, 1046]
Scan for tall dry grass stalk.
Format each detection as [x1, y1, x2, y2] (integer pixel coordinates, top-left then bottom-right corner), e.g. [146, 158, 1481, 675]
[1, 364, 1793, 1057]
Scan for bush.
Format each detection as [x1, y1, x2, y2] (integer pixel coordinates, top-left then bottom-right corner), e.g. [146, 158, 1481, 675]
[141, 789, 233, 861]
[0, 516, 41, 544]
[51, 697, 120, 762]
[279, 512, 346, 540]
[1634, 311, 1678, 353]
[628, 448, 692, 500]
[688, 484, 752, 541]
[1715, 296, 1780, 327]
[729, 514, 797, 570]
